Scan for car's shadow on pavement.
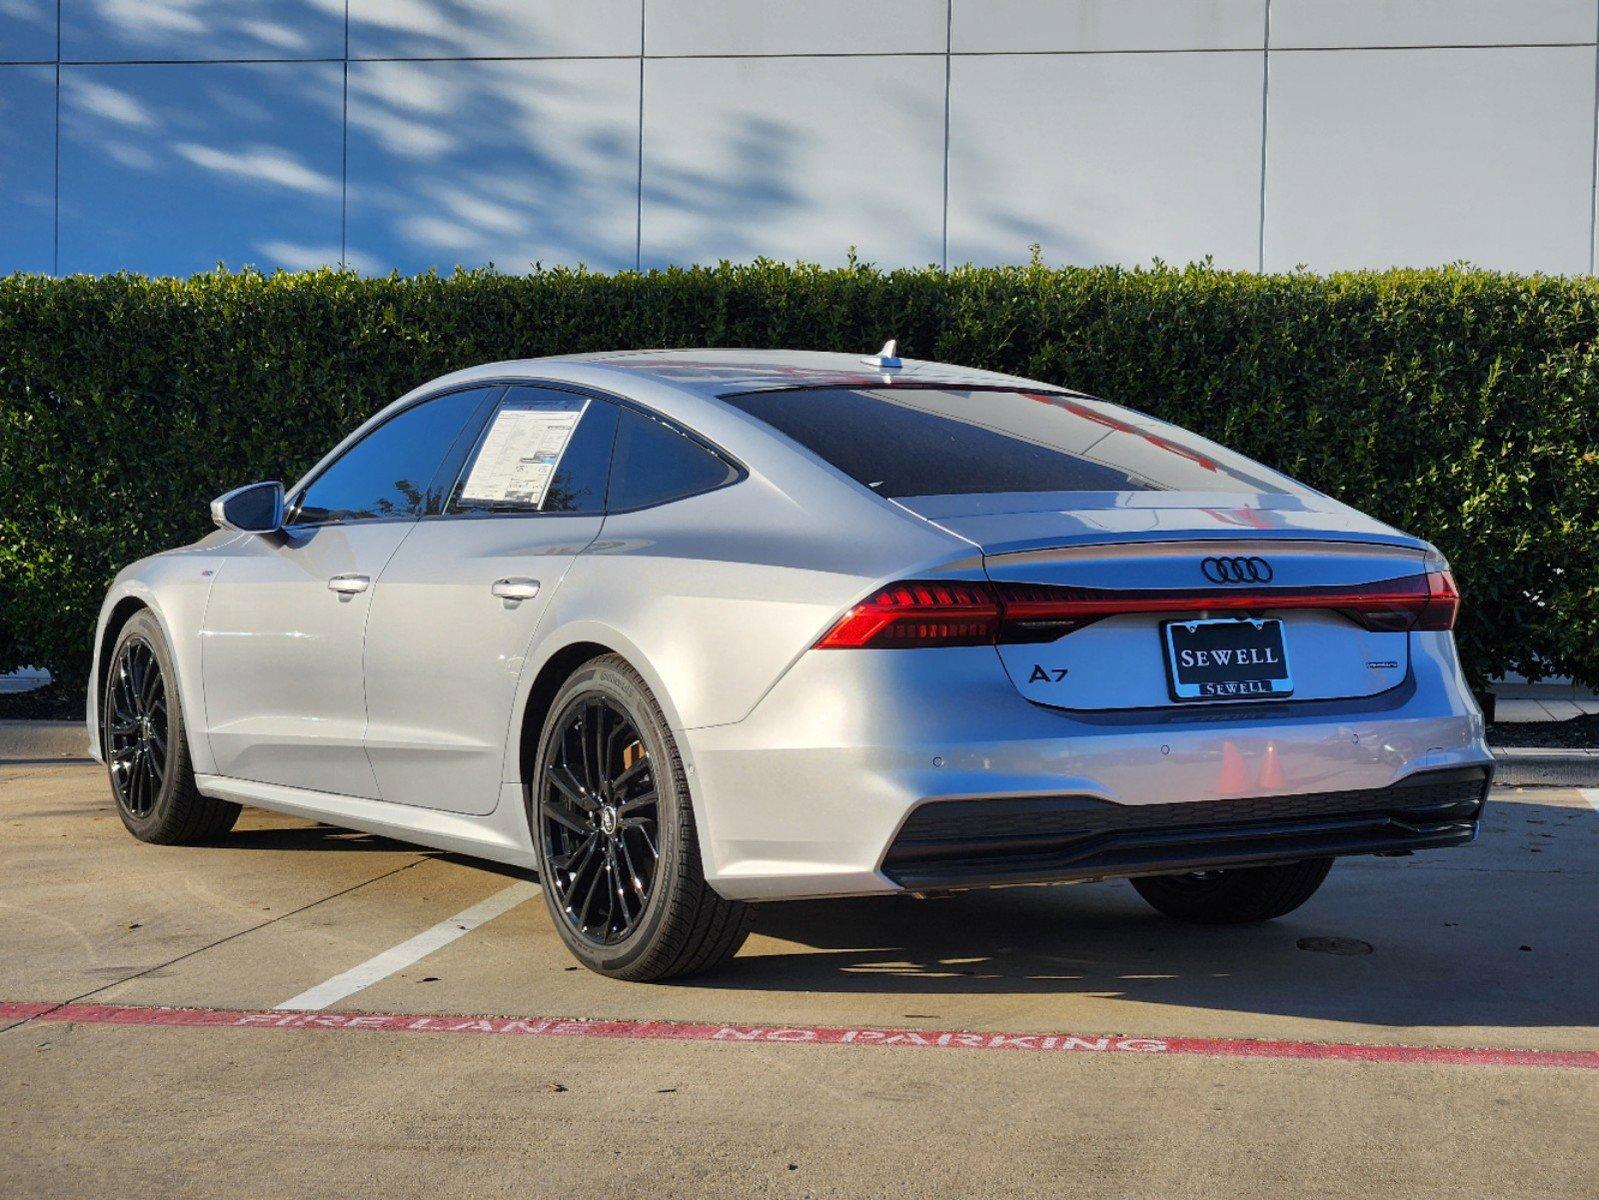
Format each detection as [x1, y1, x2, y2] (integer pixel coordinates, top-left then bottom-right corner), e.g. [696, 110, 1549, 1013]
[222, 823, 421, 854]
[702, 797, 1598, 1031]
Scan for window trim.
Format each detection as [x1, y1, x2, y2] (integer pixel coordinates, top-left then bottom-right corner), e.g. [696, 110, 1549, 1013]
[604, 403, 746, 516]
[421, 378, 747, 523]
[285, 382, 505, 530]
[716, 383, 1081, 402]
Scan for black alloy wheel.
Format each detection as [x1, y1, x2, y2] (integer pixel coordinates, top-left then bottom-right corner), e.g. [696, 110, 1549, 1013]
[103, 609, 240, 844]
[539, 694, 661, 946]
[106, 637, 168, 819]
[529, 654, 751, 980]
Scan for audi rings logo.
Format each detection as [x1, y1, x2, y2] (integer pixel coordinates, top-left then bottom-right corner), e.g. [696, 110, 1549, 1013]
[1201, 555, 1274, 585]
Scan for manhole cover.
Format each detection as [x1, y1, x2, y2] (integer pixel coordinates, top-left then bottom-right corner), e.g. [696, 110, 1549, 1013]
[1296, 936, 1373, 956]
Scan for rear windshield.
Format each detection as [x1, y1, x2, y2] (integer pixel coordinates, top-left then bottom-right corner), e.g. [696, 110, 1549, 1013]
[721, 386, 1299, 498]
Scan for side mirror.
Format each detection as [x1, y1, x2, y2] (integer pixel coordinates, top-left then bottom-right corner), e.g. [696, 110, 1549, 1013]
[211, 481, 284, 534]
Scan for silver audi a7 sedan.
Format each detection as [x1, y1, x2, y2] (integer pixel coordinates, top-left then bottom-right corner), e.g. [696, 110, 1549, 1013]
[88, 347, 1493, 980]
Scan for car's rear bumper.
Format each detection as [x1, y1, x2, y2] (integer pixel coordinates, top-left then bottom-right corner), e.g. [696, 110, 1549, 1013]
[878, 764, 1490, 891]
[684, 632, 1492, 902]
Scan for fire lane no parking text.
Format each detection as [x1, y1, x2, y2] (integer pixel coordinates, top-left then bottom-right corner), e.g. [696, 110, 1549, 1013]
[3, 1001, 1596, 1071]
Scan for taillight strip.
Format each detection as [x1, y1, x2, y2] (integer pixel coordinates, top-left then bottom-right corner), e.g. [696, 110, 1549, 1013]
[814, 571, 1459, 649]
[813, 580, 1002, 649]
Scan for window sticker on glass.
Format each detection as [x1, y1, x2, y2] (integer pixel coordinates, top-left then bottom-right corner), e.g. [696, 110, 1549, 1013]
[459, 402, 588, 507]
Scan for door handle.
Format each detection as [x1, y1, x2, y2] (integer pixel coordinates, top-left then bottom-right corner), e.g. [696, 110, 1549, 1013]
[491, 577, 541, 602]
[328, 574, 371, 595]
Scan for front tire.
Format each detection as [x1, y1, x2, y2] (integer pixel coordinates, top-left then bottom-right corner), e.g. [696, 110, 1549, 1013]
[1130, 859, 1333, 924]
[104, 610, 240, 844]
[529, 654, 751, 981]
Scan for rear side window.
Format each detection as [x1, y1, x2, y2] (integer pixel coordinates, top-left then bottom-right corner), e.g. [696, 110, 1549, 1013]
[609, 408, 739, 510]
[294, 386, 497, 524]
[449, 386, 618, 515]
[721, 387, 1300, 497]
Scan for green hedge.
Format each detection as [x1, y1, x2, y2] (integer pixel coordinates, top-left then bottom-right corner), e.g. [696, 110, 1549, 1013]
[2, 261, 1596, 693]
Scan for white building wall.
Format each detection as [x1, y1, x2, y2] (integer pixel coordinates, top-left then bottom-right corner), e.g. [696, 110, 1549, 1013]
[1, 0, 1596, 276]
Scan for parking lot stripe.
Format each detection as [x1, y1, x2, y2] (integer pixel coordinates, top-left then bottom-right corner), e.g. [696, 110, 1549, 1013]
[275, 882, 539, 1011]
[1580, 789, 1599, 814]
[3, 1000, 1594, 1071]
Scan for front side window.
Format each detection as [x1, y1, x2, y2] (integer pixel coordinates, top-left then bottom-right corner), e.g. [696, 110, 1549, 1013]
[721, 387, 1308, 498]
[294, 386, 497, 524]
[449, 386, 618, 515]
[608, 408, 740, 511]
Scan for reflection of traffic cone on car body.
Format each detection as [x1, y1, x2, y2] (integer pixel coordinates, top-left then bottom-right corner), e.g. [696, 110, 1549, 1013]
[1259, 740, 1285, 789]
[1218, 740, 1250, 795]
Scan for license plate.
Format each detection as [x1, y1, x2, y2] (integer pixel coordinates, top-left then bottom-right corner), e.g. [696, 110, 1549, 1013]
[1162, 618, 1293, 702]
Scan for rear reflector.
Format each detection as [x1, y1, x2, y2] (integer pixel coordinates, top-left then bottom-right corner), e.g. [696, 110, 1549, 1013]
[1423, 569, 1461, 631]
[814, 570, 1460, 649]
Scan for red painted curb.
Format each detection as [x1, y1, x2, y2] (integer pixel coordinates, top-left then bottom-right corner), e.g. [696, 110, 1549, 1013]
[0, 1002, 54, 1023]
[4, 1000, 1595, 1070]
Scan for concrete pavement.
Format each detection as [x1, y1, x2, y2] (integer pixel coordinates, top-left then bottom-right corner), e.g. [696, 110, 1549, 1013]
[2, 759, 1595, 1198]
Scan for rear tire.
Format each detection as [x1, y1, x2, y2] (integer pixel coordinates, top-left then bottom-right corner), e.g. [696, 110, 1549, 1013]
[1130, 858, 1333, 924]
[104, 610, 241, 845]
[529, 654, 751, 981]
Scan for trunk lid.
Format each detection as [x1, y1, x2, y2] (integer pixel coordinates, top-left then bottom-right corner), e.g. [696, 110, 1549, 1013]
[900, 491, 1426, 712]
[898, 489, 1422, 555]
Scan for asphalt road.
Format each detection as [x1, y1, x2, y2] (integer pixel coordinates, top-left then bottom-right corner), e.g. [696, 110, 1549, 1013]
[2, 758, 1595, 1198]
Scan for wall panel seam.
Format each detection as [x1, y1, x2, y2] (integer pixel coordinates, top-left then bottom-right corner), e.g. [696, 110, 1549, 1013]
[339, 0, 349, 268]
[941, 0, 952, 270]
[636, 0, 646, 271]
[1590, 0, 1599, 273]
[52, 0, 60, 275]
[1258, 0, 1270, 273]
[31, 45, 1599, 70]
[54, 56, 348, 65]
